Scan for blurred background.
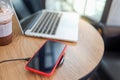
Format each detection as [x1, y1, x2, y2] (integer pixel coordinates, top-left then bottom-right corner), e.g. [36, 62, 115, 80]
[46, 0, 106, 22]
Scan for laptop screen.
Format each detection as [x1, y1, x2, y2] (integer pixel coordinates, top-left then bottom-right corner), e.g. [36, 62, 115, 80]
[10, 0, 45, 31]
[11, 0, 45, 20]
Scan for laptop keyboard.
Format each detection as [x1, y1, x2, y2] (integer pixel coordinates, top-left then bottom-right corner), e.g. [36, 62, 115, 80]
[31, 12, 62, 35]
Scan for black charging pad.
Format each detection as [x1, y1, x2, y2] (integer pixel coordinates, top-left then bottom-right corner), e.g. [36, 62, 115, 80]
[57, 56, 64, 68]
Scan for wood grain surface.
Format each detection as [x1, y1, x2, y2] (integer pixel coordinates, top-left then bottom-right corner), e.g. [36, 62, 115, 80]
[0, 15, 104, 80]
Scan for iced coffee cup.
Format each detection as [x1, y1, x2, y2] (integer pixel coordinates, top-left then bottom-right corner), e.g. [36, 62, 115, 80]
[0, 1, 13, 46]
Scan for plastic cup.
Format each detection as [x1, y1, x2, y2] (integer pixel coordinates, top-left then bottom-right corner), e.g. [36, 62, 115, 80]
[0, 1, 13, 46]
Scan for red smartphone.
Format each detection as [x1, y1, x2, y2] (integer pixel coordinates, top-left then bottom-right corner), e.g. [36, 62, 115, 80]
[25, 40, 67, 77]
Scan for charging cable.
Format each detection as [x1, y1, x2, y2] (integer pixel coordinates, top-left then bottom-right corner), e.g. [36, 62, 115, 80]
[0, 57, 31, 64]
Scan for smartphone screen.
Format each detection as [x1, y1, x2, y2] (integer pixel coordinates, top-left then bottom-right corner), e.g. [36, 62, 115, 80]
[26, 40, 67, 76]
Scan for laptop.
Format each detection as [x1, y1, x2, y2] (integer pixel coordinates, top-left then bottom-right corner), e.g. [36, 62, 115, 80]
[10, 0, 79, 42]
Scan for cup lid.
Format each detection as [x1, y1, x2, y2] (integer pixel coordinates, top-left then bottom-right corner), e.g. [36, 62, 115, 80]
[0, 1, 13, 21]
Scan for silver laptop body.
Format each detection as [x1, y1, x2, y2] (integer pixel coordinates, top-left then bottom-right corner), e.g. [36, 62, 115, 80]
[10, 0, 79, 42]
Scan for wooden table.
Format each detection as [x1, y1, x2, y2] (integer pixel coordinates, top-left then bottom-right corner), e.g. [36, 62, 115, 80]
[0, 15, 104, 80]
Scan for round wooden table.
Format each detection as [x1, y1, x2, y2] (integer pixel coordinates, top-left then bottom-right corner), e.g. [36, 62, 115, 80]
[0, 15, 104, 80]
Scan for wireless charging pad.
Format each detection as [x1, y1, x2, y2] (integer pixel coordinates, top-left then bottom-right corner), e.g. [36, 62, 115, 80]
[57, 56, 64, 68]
